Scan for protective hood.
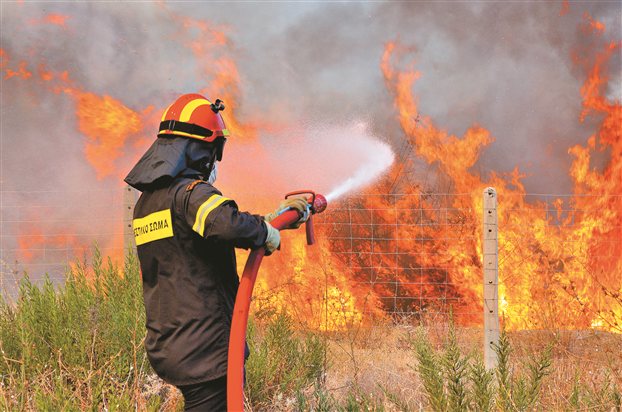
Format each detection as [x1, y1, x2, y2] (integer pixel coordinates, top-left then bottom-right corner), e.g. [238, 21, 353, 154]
[124, 136, 216, 192]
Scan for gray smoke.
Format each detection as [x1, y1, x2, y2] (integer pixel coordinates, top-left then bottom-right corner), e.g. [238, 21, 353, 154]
[0, 1, 620, 284]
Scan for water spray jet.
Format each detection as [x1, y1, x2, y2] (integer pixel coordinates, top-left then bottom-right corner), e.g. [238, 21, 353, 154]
[227, 190, 327, 411]
[323, 133, 395, 202]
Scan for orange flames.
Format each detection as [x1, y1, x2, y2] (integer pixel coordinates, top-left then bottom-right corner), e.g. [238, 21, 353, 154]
[3, 48, 144, 269]
[3, 50, 148, 181]
[28, 13, 70, 29]
[583, 12, 606, 35]
[17, 227, 83, 262]
[377, 37, 621, 330]
[4, 7, 620, 332]
[68, 91, 144, 179]
[2, 48, 32, 80]
[173, 12, 257, 141]
[560, 0, 570, 17]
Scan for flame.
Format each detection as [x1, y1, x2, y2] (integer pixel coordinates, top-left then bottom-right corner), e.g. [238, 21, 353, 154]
[377, 35, 621, 330]
[17, 226, 84, 262]
[241, 231, 379, 331]
[29, 13, 70, 29]
[560, 0, 570, 17]
[2, 50, 146, 180]
[5, 61, 32, 80]
[4, 6, 620, 333]
[583, 12, 606, 34]
[174, 13, 257, 140]
[66, 90, 143, 180]
[38, 64, 53, 81]
[3, 50, 132, 270]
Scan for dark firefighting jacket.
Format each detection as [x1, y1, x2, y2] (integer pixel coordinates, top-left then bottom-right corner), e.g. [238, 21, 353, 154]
[126, 135, 268, 385]
[133, 177, 267, 385]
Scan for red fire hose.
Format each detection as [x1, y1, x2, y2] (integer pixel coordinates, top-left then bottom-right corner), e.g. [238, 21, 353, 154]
[227, 191, 327, 411]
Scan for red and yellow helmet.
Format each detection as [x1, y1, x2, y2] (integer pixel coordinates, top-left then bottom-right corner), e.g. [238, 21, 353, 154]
[158, 93, 229, 142]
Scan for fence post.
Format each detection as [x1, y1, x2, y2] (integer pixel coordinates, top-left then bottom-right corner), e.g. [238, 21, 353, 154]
[123, 185, 138, 256]
[483, 187, 500, 370]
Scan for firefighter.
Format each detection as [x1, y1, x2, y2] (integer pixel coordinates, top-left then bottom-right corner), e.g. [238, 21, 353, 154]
[124, 93, 308, 411]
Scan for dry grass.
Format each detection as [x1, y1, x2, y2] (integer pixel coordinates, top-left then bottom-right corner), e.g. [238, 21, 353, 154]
[515, 329, 622, 410]
[324, 322, 422, 410]
[318, 318, 621, 411]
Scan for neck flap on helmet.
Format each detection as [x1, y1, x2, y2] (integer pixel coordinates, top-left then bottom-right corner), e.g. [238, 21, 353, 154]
[124, 136, 217, 192]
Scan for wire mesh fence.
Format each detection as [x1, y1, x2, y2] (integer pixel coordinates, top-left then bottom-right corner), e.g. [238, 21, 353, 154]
[311, 191, 621, 330]
[0, 189, 127, 298]
[314, 192, 482, 322]
[1, 188, 620, 330]
[493, 193, 622, 330]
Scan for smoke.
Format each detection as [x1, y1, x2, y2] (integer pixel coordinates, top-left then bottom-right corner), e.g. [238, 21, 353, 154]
[215, 121, 394, 211]
[1, 2, 620, 281]
[2, 2, 619, 187]
[268, 2, 621, 193]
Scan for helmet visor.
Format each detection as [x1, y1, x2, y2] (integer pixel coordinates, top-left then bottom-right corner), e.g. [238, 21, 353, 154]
[215, 138, 226, 161]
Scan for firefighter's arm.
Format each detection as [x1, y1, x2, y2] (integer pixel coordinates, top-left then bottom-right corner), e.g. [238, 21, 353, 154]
[185, 185, 268, 249]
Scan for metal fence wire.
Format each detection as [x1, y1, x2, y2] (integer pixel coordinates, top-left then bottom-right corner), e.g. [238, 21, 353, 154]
[313, 191, 621, 328]
[1, 188, 620, 330]
[314, 192, 481, 321]
[0, 189, 126, 298]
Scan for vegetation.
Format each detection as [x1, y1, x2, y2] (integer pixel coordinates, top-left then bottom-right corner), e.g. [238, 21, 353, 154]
[0, 251, 620, 411]
[0, 250, 159, 411]
[246, 313, 325, 409]
[412, 320, 553, 412]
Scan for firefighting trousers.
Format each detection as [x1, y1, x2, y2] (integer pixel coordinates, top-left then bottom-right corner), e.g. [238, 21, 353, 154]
[178, 376, 227, 412]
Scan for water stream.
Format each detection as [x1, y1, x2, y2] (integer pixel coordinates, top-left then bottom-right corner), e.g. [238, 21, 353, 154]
[325, 136, 394, 202]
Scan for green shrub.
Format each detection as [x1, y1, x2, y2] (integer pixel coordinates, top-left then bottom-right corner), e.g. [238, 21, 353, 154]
[493, 331, 553, 412]
[245, 312, 326, 409]
[565, 371, 622, 411]
[0, 249, 154, 410]
[413, 326, 447, 411]
[412, 322, 554, 412]
[468, 356, 494, 412]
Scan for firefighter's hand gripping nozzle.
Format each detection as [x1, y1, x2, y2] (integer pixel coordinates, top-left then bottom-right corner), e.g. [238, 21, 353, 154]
[227, 191, 327, 412]
[283, 190, 328, 245]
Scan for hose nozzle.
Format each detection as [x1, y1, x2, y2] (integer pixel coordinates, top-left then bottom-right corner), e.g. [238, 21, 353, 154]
[284, 190, 328, 245]
[312, 193, 327, 214]
[285, 190, 327, 215]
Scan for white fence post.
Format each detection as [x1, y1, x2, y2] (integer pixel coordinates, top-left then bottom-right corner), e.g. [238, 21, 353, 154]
[483, 187, 500, 370]
[124, 185, 138, 255]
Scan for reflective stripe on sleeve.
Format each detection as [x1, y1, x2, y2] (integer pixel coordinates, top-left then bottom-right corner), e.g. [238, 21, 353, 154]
[193, 194, 231, 236]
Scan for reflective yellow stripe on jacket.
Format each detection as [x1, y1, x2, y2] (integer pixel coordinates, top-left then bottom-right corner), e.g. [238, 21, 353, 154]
[193, 194, 230, 236]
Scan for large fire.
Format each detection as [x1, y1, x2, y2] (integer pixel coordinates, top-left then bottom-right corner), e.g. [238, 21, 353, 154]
[2, 7, 620, 332]
[373, 29, 621, 330]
